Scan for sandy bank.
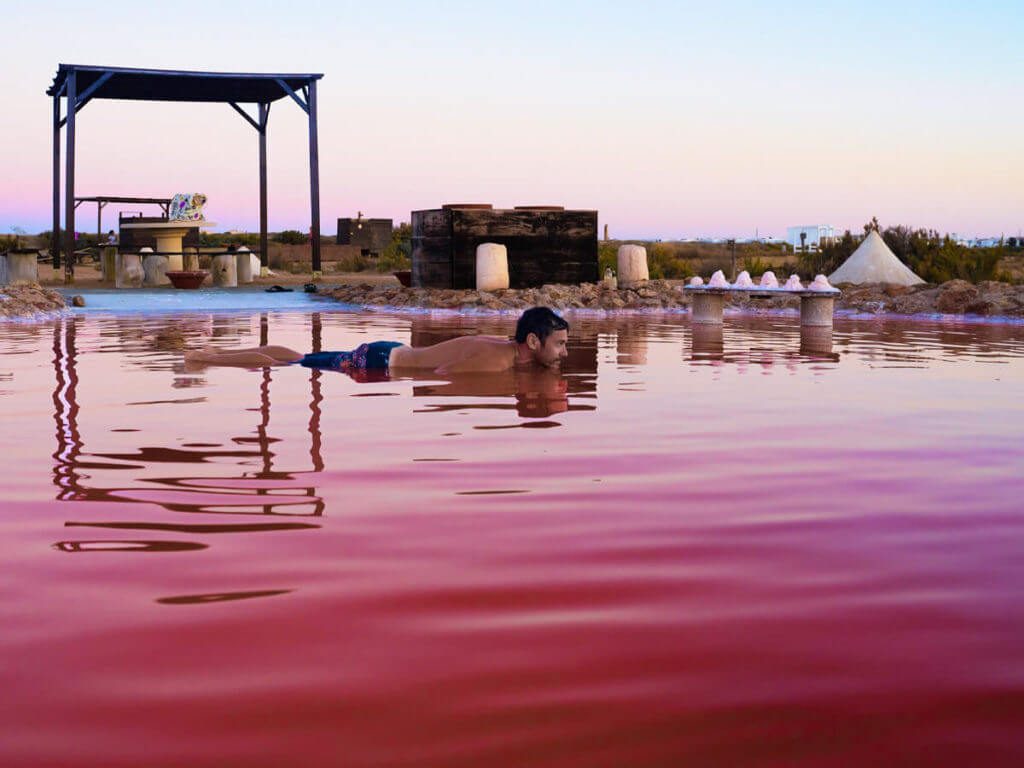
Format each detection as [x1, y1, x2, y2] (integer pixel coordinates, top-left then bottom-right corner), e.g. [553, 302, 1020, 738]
[0, 283, 67, 319]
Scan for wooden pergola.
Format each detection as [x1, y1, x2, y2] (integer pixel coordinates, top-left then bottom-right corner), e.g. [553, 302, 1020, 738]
[47, 64, 324, 281]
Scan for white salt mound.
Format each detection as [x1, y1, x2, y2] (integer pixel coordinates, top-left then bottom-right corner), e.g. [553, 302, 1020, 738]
[688, 276, 704, 287]
[733, 270, 754, 288]
[783, 274, 803, 290]
[828, 229, 924, 286]
[759, 271, 778, 288]
[708, 270, 730, 288]
[808, 274, 836, 292]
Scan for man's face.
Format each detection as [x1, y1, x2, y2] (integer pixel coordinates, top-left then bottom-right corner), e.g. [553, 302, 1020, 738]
[528, 329, 569, 368]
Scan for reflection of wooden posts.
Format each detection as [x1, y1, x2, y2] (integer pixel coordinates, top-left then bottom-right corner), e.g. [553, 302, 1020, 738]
[258, 366, 274, 479]
[256, 311, 273, 479]
[51, 317, 84, 501]
[308, 313, 324, 472]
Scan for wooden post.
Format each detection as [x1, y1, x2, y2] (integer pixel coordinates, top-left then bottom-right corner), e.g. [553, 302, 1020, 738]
[96, 201, 106, 241]
[307, 80, 321, 277]
[259, 103, 269, 277]
[64, 70, 77, 284]
[52, 94, 61, 270]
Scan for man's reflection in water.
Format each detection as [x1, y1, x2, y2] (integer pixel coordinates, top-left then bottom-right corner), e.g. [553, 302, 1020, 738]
[404, 317, 595, 420]
[410, 366, 574, 419]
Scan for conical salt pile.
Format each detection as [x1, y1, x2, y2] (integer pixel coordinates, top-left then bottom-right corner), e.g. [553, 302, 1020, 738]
[828, 230, 924, 286]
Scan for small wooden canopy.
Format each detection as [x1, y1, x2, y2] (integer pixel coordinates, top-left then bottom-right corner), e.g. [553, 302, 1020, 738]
[48, 64, 325, 277]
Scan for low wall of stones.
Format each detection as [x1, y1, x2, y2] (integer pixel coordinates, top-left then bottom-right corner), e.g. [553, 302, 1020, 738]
[324, 279, 1023, 317]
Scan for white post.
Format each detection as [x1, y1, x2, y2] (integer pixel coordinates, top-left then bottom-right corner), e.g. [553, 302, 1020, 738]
[476, 243, 509, 291]
[142, 247, 170, 286]
[116, 252, 144, 288]
[212, 253, 238, 287]
[236, 246, 254, 284]
[617, 244, 649, 288]
[0, 252, 39, 285]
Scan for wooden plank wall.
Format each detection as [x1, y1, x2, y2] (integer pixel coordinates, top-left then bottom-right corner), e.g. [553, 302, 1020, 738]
[336, 218, 393, 252]
[411, 208, 453, 288]
[412, 208, 597, 289]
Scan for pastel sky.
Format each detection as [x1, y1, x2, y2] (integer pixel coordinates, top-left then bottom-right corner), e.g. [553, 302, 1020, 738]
[1, 0, 1021, 239]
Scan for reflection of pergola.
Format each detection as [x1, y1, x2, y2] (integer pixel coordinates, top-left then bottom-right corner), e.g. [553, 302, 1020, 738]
[47, 64, 324, 280]
[51, 314, 326, 520]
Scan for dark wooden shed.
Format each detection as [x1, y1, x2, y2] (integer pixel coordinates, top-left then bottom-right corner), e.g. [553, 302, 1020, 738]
[411, 204, 598, 289]
[336, 217, 393, 254]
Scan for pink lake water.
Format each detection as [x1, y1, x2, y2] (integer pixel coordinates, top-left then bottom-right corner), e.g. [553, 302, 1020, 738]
[1, 306, 1023, 767]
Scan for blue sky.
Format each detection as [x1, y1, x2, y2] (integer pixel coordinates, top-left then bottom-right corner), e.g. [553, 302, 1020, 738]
[2, 0, 1022, 238]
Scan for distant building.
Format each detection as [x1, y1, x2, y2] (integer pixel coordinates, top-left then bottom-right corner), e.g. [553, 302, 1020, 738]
[336, 216, 392, 255]
[786, 225, 835, 252]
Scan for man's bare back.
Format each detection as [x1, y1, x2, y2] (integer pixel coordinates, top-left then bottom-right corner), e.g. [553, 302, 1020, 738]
[390, 335, 517, 374]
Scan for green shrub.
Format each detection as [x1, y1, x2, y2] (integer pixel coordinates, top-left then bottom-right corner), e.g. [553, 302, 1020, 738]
[598, 242, 617, 276]
[336, 252, 369, 272]
[274, 229, 308, 245]
[741, 256, 770, 277]
[647, 242, 689, 279]
[199, 232, 259, 248]
[376, 223, 412, 273]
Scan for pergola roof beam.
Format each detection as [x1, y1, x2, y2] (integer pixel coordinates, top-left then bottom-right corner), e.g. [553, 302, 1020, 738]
[275, 78, 309, 114]
[229, 102, 262, 132]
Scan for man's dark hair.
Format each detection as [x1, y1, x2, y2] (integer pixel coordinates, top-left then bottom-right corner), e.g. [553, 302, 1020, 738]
[515, 307, 569, 344]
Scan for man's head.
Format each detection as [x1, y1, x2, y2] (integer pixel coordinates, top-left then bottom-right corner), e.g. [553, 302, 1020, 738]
[515, 307, 570, 368]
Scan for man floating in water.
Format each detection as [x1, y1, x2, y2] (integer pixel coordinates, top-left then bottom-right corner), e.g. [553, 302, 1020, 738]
[185, 306, 569, 375]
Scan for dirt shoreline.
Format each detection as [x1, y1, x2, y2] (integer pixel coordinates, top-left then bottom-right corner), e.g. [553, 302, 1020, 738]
[4, 273, 1023, 320]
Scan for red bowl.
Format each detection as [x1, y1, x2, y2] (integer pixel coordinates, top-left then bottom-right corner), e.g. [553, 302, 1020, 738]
[166, 270, 208, 289]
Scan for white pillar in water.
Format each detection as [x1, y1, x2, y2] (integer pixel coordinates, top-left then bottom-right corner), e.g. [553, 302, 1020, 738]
[617, 244, 649, 288]
[476, 243, 509, 291]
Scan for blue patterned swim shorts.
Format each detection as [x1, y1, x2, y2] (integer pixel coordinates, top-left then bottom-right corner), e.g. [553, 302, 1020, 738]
[298, 341, 403, 371]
